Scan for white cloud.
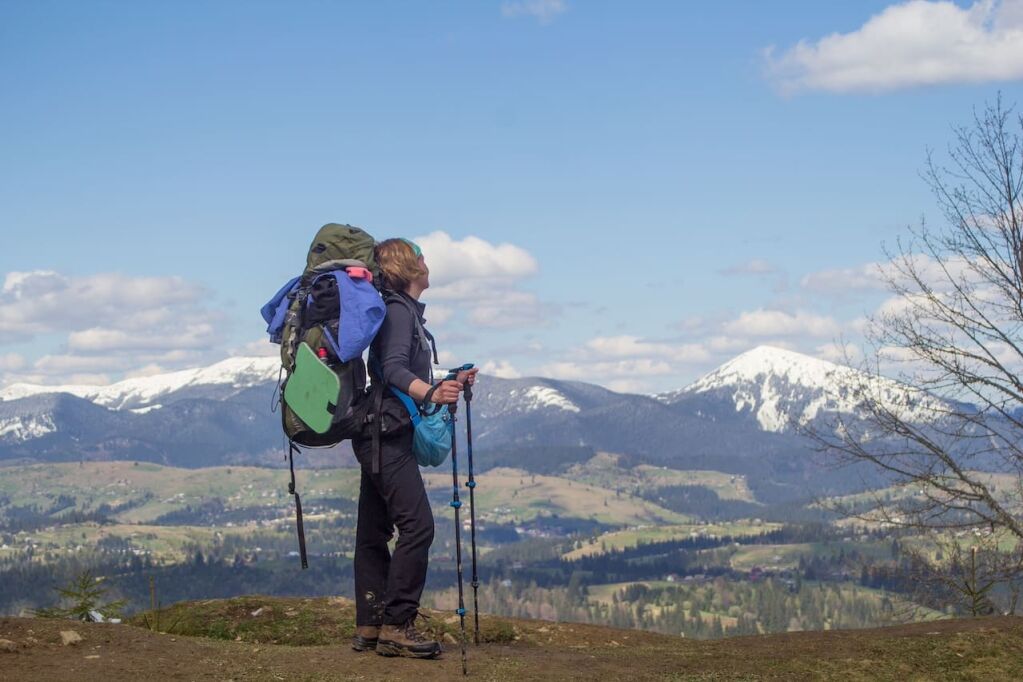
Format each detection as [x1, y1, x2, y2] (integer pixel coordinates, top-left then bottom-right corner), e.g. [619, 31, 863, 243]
[540, 358, 673, 383]
[413, 231, 551, 330]
[529, 334, 713, 393]
[803, 253, 986, 308]
[0, 353, 24, 371]
[229, 339, 281, 358]
[481, 359, 522, 379]
[424, 305, 454, 327]
[721, 309, 842, 338]
[67, 323, 215, 353]
[501, 0, 567, 24]
[719, 259, 777, 276]
[801, 263, 887, 294]
[0, 270, 226, 385]
[704, 335, 758, 354]
[815, 342, 865, 365]
[124, 364, 172, 379]
[18, 349, 207, 383]
[0, 270, 212, 344]
[416, 231, 537, 288]
[66, 373, 113, 385]
[32, 354, 127, 373]
[875, 293, 923, 318]
[468, 291, 551, 328]
[585, 335, 711, 363]
[766, 0, 1023, 93]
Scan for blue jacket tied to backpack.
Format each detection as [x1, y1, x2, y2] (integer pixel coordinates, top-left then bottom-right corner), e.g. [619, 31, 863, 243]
[261, 271, 385, 363]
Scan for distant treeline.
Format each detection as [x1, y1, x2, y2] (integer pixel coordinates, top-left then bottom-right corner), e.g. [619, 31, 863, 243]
[0, 493, 155, 533]
[0, 551, 354, 617]
[638, 485, 839, 524]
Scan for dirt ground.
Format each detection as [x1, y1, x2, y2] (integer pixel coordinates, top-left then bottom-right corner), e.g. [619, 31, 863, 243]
[1, 603, 1022, 681]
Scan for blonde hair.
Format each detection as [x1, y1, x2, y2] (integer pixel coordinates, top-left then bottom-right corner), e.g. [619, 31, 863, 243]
[375, 238, 426, 292]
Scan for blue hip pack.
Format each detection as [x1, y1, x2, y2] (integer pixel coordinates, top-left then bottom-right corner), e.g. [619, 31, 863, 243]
[389, 389, 453, 467]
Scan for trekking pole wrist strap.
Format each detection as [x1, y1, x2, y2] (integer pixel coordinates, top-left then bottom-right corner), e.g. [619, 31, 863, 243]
[423, 382, 442, 406]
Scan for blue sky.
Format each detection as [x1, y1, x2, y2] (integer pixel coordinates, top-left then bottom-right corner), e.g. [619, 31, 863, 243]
[2, 0, 1023, 393]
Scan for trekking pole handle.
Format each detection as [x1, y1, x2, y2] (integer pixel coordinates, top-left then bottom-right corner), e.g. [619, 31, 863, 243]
[443, 363, 475, 408]
[444, 363, 475, 381]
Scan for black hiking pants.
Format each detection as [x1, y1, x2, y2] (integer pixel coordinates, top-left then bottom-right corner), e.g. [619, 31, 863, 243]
[352, 426, 435, 626]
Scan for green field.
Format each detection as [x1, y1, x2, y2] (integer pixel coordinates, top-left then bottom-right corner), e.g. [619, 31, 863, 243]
[0, 461, 362, 524]
[726, 536, 900, 570]
[423, 466, 690, 526]
[585, 579, 947, 633]
[2, 462, 691, 564]
[564, 452, 758, 502]
[823, 471, 1023, 529]
[563, 520, 782, 560]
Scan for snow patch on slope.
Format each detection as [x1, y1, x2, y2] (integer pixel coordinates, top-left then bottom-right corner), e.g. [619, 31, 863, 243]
[512, 386, 581, 413]
[0, 415, 56, 441]
[0, 357, 280, 410]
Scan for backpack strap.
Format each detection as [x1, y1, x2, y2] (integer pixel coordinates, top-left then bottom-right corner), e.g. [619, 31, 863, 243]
[370, 381, 384, 475]
[282, 285, 311, 373]
[383, 291, 439, 368]
[287, 440, 308, 569]
[366, 360, 387, 476]
[367, 293, 440, 475]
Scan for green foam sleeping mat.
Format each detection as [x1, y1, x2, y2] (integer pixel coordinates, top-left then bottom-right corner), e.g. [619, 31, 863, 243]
[284, 343, 341, 434]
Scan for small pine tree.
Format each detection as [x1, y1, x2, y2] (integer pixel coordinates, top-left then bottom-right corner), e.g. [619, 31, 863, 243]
[35, 570, 126, 622]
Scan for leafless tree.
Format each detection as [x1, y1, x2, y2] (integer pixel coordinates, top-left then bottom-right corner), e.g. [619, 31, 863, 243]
[898, 531, 1023, 617]
[809, 96, 1023, 614]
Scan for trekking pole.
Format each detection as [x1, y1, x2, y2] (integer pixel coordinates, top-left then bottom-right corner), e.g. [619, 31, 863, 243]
[463, 377, 481, 645]
[446, 379, 469, 676]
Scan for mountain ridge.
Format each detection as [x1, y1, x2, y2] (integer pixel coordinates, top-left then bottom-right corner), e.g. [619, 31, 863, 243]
[0, 346, 949, 499]
[2, 345, 876, 411]
[0, 356, 281, 410]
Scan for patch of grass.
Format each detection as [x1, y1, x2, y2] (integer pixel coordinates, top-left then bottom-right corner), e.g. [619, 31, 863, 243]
[128, 595, 523, 648]
[128, 595, 358, 645]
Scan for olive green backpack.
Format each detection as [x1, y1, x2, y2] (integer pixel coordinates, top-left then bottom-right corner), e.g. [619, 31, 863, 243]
[276, 223, 380, 446]
[261, 223, 384, 569]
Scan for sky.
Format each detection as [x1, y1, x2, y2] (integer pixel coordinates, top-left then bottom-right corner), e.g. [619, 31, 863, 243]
[2, 0, 1023, 394]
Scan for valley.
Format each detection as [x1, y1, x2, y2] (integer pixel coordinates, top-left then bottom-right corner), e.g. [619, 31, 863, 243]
[0, 457, 958, 639]
[2, 346, 1020, 642]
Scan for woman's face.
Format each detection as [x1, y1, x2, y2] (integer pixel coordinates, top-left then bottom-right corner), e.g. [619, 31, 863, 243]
[413, 254, 430, 291]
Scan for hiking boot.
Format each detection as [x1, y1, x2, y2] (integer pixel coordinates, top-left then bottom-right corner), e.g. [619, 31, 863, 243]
[376, 613, 441, 659]
[351, 625, 380, 652]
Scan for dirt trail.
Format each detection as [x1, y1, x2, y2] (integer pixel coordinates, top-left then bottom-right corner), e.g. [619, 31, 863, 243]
[2, 608, 1022, 681]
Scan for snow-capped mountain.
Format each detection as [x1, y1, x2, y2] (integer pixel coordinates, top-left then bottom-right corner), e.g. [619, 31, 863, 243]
[0, 357, 280, 410]
[0, 346, 959, 499]
[660, 345, 948, 434]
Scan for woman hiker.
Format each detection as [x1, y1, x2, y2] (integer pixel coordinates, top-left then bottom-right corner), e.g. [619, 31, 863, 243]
[350, 237, 478, 659]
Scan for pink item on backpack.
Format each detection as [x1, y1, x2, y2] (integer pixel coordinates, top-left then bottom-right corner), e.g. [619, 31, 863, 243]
[346, 266, 373, 283]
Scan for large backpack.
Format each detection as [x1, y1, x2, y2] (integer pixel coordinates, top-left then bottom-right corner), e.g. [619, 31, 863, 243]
[260, 223, 386, 568]
[263, 223, 385, 446]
